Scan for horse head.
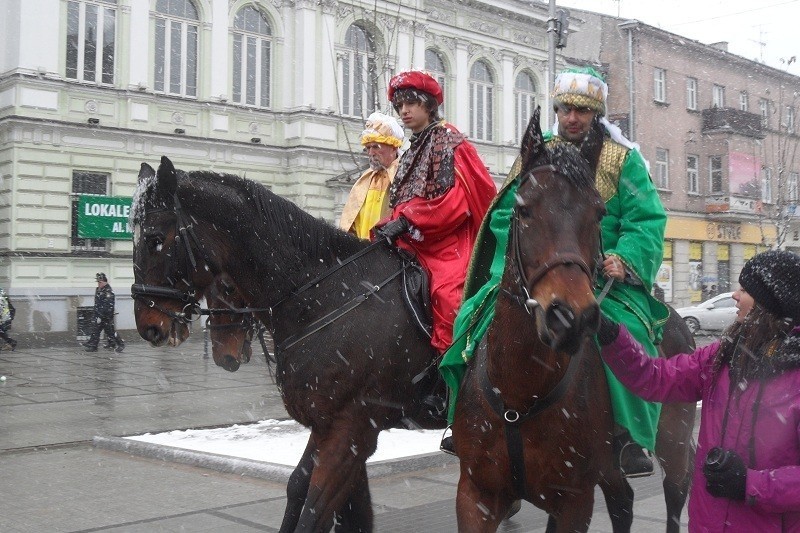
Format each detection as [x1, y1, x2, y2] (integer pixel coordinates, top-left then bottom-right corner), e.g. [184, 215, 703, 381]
[131, 157, 213, 346]
[512, 107, 606, 354]
[203, 273, 261, 372]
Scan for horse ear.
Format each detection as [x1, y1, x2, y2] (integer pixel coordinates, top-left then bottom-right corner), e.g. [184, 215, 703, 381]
[138, 163, 155, 183]
[520, 106, 545, 168]
[157, 156, 178, 196]
[580, 116, 605, 176]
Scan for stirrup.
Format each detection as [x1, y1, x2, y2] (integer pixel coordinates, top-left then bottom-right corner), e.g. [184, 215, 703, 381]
[618, 441, 654, 478]
[439, 426, 457, 456]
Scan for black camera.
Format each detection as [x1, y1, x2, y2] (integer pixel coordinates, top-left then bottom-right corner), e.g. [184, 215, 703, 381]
[704, 447, 732, 472]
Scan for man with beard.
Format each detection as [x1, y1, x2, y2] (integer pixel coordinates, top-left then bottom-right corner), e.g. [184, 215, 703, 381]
[339, 112, 404, 239]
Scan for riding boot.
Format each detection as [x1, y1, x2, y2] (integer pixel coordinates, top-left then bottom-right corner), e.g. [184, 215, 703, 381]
[439, 425, 456, 456]
[614, 431, 654, 478]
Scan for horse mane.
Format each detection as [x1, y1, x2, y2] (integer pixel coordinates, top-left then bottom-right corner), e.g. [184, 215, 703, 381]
[541, 142, 595, 191]
[204, 171, 367, 262]
[132, 166, 368, 272]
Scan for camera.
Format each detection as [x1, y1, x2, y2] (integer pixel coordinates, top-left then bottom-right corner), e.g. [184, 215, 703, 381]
[704, 447, 732, 472]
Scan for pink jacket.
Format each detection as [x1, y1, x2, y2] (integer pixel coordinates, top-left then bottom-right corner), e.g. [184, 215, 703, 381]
[602, 326, 800, 532]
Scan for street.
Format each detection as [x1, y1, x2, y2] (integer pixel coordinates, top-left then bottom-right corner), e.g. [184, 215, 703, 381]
[0, 332, 706, 532]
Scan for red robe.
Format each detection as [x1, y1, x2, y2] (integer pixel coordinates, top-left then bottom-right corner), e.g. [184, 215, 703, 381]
[385, 128, 495, 353]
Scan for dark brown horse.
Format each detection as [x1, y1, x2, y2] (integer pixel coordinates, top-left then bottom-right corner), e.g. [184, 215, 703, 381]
[130, 159, 441, 532]
[452, 111, 695, 532]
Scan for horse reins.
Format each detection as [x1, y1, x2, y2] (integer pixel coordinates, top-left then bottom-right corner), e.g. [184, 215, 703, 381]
[133, 190, 411, 364]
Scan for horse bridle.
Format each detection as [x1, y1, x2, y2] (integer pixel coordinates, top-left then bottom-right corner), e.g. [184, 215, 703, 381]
[507, 164, 597, 314]
[131, 193, 211, 325]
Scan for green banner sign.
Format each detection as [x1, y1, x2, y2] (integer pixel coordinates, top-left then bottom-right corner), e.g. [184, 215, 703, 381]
[78, 195, 133, 240]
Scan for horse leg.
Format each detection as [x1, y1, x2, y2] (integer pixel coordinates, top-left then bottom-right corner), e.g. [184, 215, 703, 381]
[655, 402, 696, 533]
[279, 434, 316, 533]
[296, 421, 379, 533]
[547, 496, 596, 533]
[454, 474, 510, 532]
[599, 471, 634, 533]
[334, 464, 372, 533]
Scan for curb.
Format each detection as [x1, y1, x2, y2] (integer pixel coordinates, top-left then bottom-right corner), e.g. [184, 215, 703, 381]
[93, 436, 458, 483]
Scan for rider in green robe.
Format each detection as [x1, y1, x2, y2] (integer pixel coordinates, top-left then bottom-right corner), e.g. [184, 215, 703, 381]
[440, 67, 669, 478]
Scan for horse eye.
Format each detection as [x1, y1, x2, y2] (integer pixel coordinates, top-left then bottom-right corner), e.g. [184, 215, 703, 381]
[147, 235, 164, 253]
[223, 284, 235, 296]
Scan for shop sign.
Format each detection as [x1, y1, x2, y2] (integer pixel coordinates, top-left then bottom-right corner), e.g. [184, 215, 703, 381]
[78, 195, 132, 239]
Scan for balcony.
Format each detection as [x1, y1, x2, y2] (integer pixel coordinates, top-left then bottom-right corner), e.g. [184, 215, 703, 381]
[702, 107, 764, 138]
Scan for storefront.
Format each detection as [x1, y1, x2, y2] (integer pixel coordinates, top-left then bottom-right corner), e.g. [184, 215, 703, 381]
[659, 216, 772, 307]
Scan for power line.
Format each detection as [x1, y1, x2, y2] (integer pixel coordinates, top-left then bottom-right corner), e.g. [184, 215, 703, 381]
[670, 0, 798, 27]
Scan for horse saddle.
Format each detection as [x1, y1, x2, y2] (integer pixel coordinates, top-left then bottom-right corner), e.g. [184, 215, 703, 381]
[398, 250, 433, 340]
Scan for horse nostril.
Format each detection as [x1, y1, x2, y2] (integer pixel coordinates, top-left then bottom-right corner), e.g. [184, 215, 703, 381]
[223, 355, 240, 372]
[144, 326, 163, 344]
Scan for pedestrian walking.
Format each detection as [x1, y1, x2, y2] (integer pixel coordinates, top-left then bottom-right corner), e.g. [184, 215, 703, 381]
[0, 287, 16, 351]
[84, 273, 124, 352]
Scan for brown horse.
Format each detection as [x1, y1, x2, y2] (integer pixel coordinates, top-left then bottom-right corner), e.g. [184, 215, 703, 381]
[130, 158, 441, 532]
[452, 111, 695, 532]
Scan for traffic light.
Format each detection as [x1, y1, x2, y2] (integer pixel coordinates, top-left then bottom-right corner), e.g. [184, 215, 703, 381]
[556, 8, 570, 49]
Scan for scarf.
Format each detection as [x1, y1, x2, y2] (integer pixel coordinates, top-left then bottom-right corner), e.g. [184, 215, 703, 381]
[390, 121, 464, 207]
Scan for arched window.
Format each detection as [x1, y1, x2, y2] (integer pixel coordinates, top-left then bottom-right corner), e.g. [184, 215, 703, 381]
[339, 23, 378, 118]
[66, 0, 117, 84]
[425, 49, 446, 98]
[469, 60, 494, 141]
[514, 71, 537, 142]
[232, 6, 272, 108]
[154, 0, 199, 97]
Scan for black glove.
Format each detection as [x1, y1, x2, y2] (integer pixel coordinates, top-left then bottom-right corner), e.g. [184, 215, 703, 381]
[597, 314, 620, 346]
[376, 216, 410, 244]
[703, 448, 747, 501]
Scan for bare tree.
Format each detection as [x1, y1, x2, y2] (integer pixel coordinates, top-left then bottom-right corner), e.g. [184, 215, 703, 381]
[758, 57, 800, 249]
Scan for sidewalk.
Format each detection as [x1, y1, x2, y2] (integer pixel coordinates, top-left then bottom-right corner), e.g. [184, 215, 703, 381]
[0, 332, 692, 532]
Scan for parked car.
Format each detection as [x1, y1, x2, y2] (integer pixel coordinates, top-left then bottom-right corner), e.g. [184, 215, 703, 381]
[676, 292, 737, 334]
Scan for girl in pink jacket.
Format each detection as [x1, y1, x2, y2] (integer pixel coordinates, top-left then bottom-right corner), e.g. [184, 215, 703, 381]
[598, 249, 800, 532]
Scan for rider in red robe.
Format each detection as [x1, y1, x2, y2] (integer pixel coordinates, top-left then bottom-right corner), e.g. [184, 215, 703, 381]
[376, 71, 496, 354]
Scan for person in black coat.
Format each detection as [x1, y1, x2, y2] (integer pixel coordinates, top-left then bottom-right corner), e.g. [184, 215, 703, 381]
[0, 289, 16, 351]
[84, 273, 124, 352]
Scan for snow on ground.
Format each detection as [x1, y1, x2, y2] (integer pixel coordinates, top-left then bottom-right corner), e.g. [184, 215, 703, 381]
[127, 419, 444, 466]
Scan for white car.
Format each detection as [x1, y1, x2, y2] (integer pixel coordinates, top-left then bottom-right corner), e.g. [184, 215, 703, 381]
[676, 292, 737, 334]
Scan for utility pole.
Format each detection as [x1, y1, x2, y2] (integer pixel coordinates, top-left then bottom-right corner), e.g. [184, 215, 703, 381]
[547, 0, 557, 127]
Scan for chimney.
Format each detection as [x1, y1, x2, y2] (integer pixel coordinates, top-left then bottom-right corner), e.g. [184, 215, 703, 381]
[710, 42, 729, 52]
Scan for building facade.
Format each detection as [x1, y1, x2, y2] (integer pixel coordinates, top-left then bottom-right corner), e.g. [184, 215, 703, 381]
[0, 0, 564, 338]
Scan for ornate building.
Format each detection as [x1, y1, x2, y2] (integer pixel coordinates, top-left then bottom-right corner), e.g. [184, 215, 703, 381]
[0, 0, 560, 338]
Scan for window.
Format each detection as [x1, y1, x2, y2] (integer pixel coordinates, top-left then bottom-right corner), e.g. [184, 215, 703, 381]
[655, 148, 669, 188]
[686, 77, 697, 110]
[687, 154, 699, 194]
[709, 156, 723, 193]
[788, 106, 796, 134]
[762, 167, 773, 203]
[789, 172, 799, 203]
[72, 171, 109, 252]
[424, 49, 447, 98]
[339, 23, 378, 118]
[653, 68, 666, 102]
[154, 0, 199, 97]
[469, 60, 494, 142]
[66, 0, 116, 84]
[759, 98, 770, 128]
[232, 6, 271, 108]
[739, 91, 748, 111]
[514, 71, 537, 143]
[712, 84, 725, 108]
